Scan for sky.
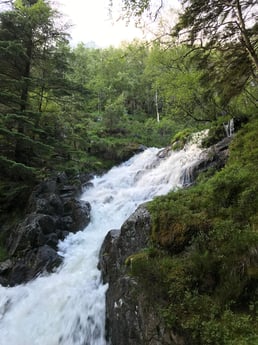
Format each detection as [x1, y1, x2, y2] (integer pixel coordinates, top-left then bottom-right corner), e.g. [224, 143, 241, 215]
[56, 0, 180, 47]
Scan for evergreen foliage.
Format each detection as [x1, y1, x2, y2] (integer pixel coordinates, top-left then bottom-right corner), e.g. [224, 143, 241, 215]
[0, 0, 71, 213]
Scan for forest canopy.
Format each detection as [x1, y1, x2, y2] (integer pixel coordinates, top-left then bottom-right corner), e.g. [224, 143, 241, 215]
[0, 0, 257, 212]
[0, 1, 258, 343]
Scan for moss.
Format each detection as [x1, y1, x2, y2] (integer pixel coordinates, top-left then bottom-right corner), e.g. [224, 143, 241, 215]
[125, 250, 150, 266]
[171, 128, 193, 150]
[201, 124, 225, 147]
[0, 246, 8, 261]
[129, 117, 258, 344]
[149, 188, 211, 253]
[0, 229, 9, 261]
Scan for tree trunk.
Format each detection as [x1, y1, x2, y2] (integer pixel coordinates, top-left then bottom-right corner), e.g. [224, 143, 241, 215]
[155, 88, 160, 122]
[15, 39, 33, 163]
[236, 0, 258, 71]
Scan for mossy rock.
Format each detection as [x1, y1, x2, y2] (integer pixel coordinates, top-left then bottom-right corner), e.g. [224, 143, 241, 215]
[171, 128, 193, 151]
[202, 124, 225, 147]
[149, 191, 211, 254]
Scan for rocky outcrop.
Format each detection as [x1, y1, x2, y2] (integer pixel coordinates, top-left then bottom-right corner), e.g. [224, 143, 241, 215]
[99, 137, 232, 345]
[99, 205, 181, 345]
[180, 137, 232, 186]
[0, 172, 92, 286]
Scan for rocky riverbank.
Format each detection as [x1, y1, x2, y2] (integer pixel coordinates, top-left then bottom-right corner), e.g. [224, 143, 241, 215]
[99, 137, 232, 345]
[0, 172, 92, 286]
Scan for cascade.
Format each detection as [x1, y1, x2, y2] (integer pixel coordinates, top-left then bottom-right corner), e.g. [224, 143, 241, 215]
[223, 118, 234, 137]
[0, 141, 204, 345]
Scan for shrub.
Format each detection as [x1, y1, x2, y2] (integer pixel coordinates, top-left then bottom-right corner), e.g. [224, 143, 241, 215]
[129, 117, 258, 344]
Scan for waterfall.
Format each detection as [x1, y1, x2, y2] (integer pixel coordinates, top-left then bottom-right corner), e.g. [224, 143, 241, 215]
[223, 118, 234, 137]
[0, 141, 204, 345]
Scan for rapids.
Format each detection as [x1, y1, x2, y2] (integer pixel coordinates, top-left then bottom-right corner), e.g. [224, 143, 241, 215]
[0, 141, 204, 345]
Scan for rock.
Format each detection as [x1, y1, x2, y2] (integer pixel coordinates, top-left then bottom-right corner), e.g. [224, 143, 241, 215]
[45, 233, 59, 249]
[8, 214, 47, 255]
[63, 199, 91, 232]
[57, 215, 73, 231]
[137, 144, 147, 152]
[78, 173, 94, 185]
[59, 185, 81, 200]
[98, 137, 233, 345]
[37, 214, 56, 234]
[98, 229, 120, 283]
[157, 146, 171, 158]
[0, 172, 93, 286]
[56, 171, 68, 184]
[29, 194, 63, 215]
[8, 262, 27, 287]
[32, 245, 62, 272]
[180, 136, 232, 186]
[99, 204, 177, 345]
[8, 213, 58, 255]
[0, 259, 12, 273]
[8, 245, 62, 286]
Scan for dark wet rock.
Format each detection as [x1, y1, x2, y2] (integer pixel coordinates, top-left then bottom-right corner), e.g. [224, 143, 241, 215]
[157, 146, 171, 159]
[8, 245, 62, 286]
[0, 259, 13, 273]
[28, 193, 64, 215]
[0, 172, 92, 286]
[57, 215, 74, 231]
[98, 229, 120, 283]
[45, 233, 59, 249]
[180, 137, 232, 186]
[99, 204, 178, 345]
[63, 199, 91, 232]
[136, 144, 147, 152]
[59, 185, 81, 200]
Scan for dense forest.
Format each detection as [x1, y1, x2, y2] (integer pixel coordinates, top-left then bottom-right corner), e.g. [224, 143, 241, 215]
[0, 0, 258, 343]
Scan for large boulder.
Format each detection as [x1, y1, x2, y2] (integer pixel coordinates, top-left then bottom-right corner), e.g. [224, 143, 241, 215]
[0, 172, 92, 286]
[7, 245, 62, 286]
[99, 205, 180, 345]
[62, 199, 91, 232]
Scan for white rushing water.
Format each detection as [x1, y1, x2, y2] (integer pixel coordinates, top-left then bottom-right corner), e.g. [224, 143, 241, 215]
[0, 141, 204, 345]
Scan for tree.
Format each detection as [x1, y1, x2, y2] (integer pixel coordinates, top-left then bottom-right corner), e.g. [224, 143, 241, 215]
[103, 94, 127, 133]
[174, 1, 258, 104]
[0, 0, 71, 211]
[113, 0, 164, 22]
[0, 0, 70, 160]
[70, 41, 155, 118]
[0, 0, 68, 162]
[118, 0, 257, 70]
[118, 0, 257, 101]
[174, 0, 258, 71]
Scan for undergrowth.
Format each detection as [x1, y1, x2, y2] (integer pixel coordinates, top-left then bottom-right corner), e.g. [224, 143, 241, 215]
[128, 117, 258, 344]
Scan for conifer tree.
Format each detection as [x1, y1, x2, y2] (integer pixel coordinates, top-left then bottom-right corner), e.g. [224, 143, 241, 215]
[0, 0, 70, 209]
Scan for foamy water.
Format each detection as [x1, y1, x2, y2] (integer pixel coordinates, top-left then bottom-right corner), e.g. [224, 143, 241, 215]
[0, 142, 203, 345]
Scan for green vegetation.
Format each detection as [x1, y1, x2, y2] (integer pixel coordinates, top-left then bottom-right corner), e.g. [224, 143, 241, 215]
[171, 128, 193, 150]
[0, 0, 257, 342]
[0, 235, 8, 261]
[127, 117, 258, 344]
[119, 10, 258, 341]
[1, 1, 255, 215]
